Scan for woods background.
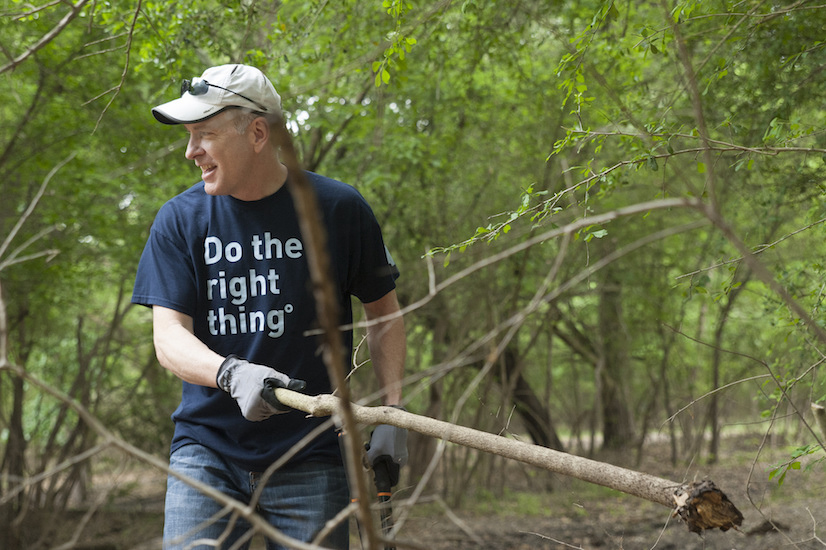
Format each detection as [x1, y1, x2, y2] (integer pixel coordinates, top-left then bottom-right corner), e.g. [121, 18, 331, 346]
[1, 0, 825, 548]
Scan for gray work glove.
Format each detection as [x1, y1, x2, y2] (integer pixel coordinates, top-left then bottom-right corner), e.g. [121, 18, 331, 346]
[216, 355, 306, 421]
[366, 407, 408, 489]
[366, 406, 409, 467]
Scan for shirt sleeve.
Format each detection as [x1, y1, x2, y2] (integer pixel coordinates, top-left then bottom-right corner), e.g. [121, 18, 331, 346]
[346, 193, 399, 304]
[131, 204, 199, 316]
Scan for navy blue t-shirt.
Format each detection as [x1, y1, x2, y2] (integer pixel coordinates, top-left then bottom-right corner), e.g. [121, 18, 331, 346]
[131, 171, 398, 470]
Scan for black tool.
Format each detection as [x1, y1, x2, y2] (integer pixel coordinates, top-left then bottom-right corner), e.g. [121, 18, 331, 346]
[371, 454, 399, 550]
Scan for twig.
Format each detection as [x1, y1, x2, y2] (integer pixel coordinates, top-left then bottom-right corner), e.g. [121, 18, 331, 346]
[676, 216, 826, 280]
[660, 372, 770, 426]
[0, 0, 91, 75]
[89, 0, 143, 132]
[9, 0, 65, 19]
[0, 362, 323, 550]
[0, 152, 75, 270]
[0, 443, 109, 507]
[307, 197, 707, 336]
[50, 458, 128, 550]
[703, 202, 826, 346]
[521, 532, 584, 549]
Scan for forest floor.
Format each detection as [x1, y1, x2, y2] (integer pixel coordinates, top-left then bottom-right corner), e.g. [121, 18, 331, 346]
[43, 433, 826, 549]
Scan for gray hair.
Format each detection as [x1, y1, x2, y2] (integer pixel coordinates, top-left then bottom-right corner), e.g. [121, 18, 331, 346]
[231, 109, 283, 145]
[232, 110, 261, 134]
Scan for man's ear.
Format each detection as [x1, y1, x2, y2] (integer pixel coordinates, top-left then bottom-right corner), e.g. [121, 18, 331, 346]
[250, 117, 271, 153]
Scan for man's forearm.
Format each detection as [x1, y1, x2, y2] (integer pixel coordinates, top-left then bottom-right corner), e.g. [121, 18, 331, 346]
[153, 306, 224, 387]
[364, 291, 406, 406]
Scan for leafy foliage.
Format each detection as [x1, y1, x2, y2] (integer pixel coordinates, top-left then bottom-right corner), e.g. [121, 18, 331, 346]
[1, 2, 826, 544]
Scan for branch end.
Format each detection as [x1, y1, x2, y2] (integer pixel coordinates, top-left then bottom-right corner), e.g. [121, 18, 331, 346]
[672, 480, 743, 534]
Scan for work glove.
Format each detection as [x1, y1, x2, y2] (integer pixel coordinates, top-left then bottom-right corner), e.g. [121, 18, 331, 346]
[366, 406, 408, 489]
[216, 355, 306, 421]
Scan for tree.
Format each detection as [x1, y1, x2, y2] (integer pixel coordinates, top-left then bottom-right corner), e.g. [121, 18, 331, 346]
[1, 0, 825, 546]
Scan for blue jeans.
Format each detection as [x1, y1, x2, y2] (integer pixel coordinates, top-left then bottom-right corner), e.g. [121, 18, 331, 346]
[163, 444, 349, 549]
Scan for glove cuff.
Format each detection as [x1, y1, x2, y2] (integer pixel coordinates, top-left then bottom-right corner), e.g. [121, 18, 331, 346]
[216, 354, 241, 393]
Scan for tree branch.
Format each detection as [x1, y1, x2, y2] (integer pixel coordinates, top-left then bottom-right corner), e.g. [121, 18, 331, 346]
[0, 0, 91, 75]
[0, 152, 75, 271]
[89, 0, 143, 133]
[269, 114, 381, 547]
[272, 388, 744, 534]
[0, 362, 324, 550]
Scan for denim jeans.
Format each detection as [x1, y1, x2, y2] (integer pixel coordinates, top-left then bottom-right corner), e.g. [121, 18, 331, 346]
[163, 443, 349, 549]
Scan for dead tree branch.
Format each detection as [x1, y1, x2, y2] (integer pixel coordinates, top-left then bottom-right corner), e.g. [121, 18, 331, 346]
[269, 113, 380, 548]
[273, 388, 744, 534]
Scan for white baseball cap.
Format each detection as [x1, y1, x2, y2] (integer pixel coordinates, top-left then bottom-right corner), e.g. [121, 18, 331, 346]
[152, 64, 282, 125]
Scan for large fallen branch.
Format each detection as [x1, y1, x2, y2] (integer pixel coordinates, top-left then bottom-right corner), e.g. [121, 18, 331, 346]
[274, 388, 744, 534]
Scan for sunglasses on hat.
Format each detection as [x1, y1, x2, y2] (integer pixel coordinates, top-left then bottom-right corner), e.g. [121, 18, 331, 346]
[181, 78, 269, 113]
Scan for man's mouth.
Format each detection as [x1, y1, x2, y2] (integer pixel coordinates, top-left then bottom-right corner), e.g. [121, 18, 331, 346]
[200, 164, 217, 179]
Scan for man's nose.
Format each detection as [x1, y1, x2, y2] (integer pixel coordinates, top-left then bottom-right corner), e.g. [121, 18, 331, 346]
[185, 136, 203, 160]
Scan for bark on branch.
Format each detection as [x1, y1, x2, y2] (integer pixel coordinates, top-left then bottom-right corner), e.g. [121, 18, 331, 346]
[274, 388, 744, 534]
[269, 113, 381, 548]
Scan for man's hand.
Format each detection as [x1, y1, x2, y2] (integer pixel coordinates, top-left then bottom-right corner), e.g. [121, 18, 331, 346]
[216, 355, 306, 421]
[366, 408, 408, 488]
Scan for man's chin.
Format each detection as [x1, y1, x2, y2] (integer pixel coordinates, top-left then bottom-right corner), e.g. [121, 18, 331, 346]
[203, 182, 228, 196]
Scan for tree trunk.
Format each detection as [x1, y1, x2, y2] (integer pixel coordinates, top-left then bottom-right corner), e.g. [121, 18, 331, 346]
[0, 375, 25, 550]
[0, 283, 24, 549]
[407, 379, 442, 480]
[502, 348, 565, 450]
[708, 271, 749, 463]
[597, 256, 635, 450]
[813, 403, 826, 444]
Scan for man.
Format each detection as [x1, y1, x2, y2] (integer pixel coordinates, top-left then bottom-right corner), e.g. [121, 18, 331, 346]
[132, 63, 407, 549]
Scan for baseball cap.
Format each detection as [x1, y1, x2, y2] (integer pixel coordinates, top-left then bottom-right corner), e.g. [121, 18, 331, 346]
[152, 64, 282, 125]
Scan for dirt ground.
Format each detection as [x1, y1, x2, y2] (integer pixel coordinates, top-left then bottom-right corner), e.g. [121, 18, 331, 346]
[395, 436, 825, 550]
[42, 434, 826, 549]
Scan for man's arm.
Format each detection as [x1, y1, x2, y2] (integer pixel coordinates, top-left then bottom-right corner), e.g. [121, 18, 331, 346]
[153, 305, 224, 387]
[362, 289, 406, 406]
[152, 305, 303, 420]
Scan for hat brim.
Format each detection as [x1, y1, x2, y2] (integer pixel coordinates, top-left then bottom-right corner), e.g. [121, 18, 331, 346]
[151, 94, 229, 125]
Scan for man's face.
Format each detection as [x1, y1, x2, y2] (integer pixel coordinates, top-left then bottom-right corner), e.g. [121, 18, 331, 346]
[183, 110, 256, 197]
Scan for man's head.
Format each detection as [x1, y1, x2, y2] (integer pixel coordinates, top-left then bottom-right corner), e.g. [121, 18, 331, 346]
[152, 64, 282, 125]
[155, 65, 288, 200]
